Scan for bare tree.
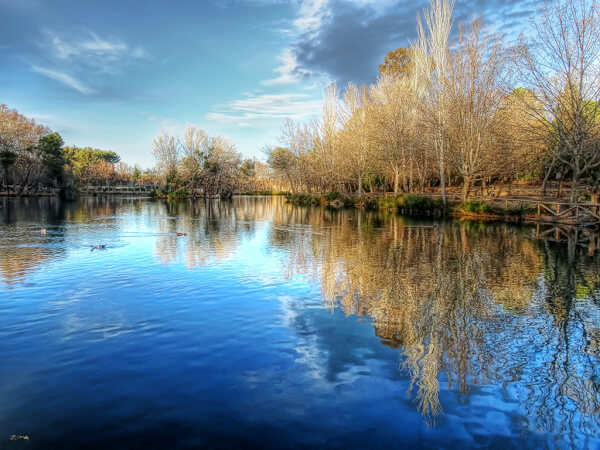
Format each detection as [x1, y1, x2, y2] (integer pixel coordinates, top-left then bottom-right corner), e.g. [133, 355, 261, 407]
[152, 130, 180, 189]
[371, 74, 418, 194]
[418, 0, 455, 204]
[515, 0, 600, 202]
[180, 126, 209, 192]
[341, 83, 375, 195]
[445, 19, 510, 200]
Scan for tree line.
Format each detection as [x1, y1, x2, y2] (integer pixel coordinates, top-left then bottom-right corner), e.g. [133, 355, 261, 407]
[266, 0, 600, 203]
[0, 104, 157, 196]
[151, 127, 274, 197]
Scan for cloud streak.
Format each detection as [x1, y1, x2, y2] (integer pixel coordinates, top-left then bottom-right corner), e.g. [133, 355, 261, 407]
[207, 92, 323, 126]
[42, 29, 147, 74]
[31, 66, 94, 94]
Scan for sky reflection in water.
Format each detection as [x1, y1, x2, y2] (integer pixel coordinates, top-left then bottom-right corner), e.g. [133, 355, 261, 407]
[0, 195, 599, 449]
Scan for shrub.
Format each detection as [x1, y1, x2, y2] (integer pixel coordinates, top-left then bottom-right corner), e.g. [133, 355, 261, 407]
[354, 194, 377, 209]
[377, 196, 399, 210]
[398, 195, 446, 213]
[285, 193, 314, 205]
[59, 185, 79, 201]
[455, 199, 531, 217]
[167, 189, 189, 199]
[326, 191, 343, 202]
[220, 190, 233, 200]
[457, 199, 497, 215]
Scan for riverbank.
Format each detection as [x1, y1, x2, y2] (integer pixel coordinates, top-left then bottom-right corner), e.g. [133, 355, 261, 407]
[284, 192, 600, 226]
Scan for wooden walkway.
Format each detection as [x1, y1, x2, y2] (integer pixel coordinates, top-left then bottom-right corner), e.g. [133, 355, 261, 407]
[80, 185, 158, 195]
[495, 198, 600, 226]
[387, 191, 600, 226]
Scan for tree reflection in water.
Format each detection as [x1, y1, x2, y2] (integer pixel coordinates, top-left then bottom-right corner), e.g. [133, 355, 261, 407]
[267, 205, 600, 437]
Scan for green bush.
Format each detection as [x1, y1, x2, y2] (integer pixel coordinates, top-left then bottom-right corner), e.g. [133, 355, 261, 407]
[220, 190, 233, 200]
[326, 191, 343, 202]
[377, 196, 399, 210]
[285, 193, 314, 205]
[59, 185, 79, 201]
[456, 199, 497, 215]
[167, 189, 189, 199]
[398, 195, 446, 212]
[455, 199, 531, 217]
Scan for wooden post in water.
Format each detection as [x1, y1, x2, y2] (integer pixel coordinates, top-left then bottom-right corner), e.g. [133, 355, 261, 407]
[537, 202, 541, 216]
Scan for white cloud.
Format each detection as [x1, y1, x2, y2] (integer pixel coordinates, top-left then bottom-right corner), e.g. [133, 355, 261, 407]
[31, 29, 147, 94]
[39, 29, 147, 77]
[206, 92, 323, 126]
[31, 66, 94, 94]
[294, 0, 330, 34]
[262, 48, 311, 86]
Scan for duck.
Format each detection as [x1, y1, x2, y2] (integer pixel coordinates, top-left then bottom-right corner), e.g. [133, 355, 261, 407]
[176, 232, 187, 236]
[90, 244, 107, 251]
[41, 228, 47, 235]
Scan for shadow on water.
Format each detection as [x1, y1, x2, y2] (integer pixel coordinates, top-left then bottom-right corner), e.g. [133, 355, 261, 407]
[0, 195, 599, 447]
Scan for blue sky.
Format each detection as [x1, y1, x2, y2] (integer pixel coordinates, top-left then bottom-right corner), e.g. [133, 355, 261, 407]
[0, 0, 541, 167]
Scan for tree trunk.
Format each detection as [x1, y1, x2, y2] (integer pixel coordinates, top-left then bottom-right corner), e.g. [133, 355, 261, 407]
[557, 177, 563, 199]
[285, 170, 296, 194]
[409, 158, 414, 194]
[393, 167, 400, 195]
[19, 165, 33, 194]
[461, 175, 472, 202]
[358, 173, 363, 195]
[439, 153, 447, 205]
[591, 189, 599, 216]
[541, 163, 554, 197]
[570, 172, 579, 203]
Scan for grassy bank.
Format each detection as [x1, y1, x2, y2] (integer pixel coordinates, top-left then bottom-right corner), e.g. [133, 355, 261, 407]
[285, 192, 534, 222]
[452, 199, 534, 221]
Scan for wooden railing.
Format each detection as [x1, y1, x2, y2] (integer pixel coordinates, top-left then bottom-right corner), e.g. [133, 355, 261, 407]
[383, 191, 600, 225]
[80, 185, 158, 195]
[494, 198, 600, 224]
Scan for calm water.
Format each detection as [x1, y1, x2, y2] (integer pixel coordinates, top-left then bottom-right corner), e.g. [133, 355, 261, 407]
[1, 196, 599, 449]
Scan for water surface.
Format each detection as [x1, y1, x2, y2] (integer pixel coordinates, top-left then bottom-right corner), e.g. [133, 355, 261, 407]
[1, 196, 599, 449]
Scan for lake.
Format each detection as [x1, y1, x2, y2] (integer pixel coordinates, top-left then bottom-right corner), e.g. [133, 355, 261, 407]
[1, 195, 599, 449]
